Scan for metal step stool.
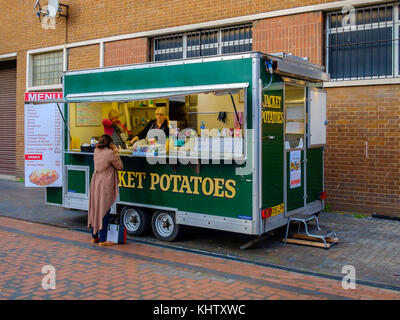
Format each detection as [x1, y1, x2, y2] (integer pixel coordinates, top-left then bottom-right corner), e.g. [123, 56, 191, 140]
[284, 214, 338, 249]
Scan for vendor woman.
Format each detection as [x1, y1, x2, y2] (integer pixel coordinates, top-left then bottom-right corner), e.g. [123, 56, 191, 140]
[130, 107, 169, 144]
[102, 109, 132, 148]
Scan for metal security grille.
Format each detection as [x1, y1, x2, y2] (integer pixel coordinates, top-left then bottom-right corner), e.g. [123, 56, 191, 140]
[154, 35, 183, 62]
[187, 29, 218, 58]
[0, 60, 16, 176]
[154, 24, 252, 61]
[32, 51, 63, 86]
[326, 3, 400, 80]
[221, 25, 252, 54]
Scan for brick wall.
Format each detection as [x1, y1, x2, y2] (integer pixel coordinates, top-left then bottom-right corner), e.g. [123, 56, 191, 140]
[68, 45, 100, 70]
[104, 38, 149, 67]
[253, 11, 324, 65]
[0, 0, 341, 54]
[325, 85, 400, 216]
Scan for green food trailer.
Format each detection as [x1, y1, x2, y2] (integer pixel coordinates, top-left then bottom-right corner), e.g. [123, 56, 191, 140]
[42, 51, 329, 242]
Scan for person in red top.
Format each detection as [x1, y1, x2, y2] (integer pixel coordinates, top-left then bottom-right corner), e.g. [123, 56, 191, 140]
[102, 109, 131, 148]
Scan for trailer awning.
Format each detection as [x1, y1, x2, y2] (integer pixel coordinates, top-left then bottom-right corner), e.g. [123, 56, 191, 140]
[64, 83, 249, 103]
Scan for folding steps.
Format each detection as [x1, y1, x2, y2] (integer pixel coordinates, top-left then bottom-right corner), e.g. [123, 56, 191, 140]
[283, 213, 338, 249]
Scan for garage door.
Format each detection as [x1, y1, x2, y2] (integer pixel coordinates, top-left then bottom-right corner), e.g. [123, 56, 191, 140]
[0, 60, 16, 175]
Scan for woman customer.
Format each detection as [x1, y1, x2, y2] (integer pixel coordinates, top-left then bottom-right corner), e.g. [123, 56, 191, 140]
[130, 107, 169, 144]
[88, 134, 123, 247]
[102, 109, 132, 148]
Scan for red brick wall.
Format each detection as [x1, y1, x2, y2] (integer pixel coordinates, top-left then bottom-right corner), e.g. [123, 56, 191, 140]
[1, 0, 341, 55]
[325, 85, 400, 216]
[104, 38, 148, 67]
[253, 11, 324, 65]
[68, 45, 100, 70]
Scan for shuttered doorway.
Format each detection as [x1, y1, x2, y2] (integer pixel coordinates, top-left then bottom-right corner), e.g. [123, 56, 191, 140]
[0, 60, 17, 176]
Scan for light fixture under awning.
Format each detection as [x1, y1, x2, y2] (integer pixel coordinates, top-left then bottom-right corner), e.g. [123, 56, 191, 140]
[65, 83, 249, 103]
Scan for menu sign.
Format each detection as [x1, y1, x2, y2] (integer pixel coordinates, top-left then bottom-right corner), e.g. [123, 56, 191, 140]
[75, 103, 102, 127]
[289, 150, 301, 189]
[24, 92, 63, 102]
[25, 103, 62, 187]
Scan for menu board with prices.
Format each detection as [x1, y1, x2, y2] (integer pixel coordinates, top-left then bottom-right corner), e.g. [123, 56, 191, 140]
[75, 103, 102, 127]
[24, 103, 63, 187]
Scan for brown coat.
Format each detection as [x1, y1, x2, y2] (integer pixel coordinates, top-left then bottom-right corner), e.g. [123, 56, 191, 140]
[88, 147, 123, 235]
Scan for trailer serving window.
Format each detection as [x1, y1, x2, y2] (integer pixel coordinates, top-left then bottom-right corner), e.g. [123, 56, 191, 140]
[65, 84, 248, 161]
[284, 84, 305, 150]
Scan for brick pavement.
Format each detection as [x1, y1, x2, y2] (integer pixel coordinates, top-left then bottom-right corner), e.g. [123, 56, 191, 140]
[0, 216, 399, 300]
[2, 179, 400, 291]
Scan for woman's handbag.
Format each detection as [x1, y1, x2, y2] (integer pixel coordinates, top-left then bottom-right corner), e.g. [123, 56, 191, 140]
[106, 224, 127, 244]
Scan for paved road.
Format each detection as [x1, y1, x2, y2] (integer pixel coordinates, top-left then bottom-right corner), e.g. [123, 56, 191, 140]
[0, 179, 399, 292]
[0, 216, 399, 300]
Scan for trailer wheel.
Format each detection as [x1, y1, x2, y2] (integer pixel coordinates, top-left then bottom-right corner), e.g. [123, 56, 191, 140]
[151, 211, 180, 242]
[120, 206, 150, 236]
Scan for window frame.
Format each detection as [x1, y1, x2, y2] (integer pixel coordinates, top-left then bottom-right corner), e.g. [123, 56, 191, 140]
[325, 2, 400, 81]
[26, 45, 67, 91]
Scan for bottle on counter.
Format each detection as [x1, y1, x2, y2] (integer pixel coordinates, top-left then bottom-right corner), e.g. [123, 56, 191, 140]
[200, 121, 205, 137]
[90, 137, 96, 152]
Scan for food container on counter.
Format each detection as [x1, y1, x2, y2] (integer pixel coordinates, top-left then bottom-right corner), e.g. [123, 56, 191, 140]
[80, 144, 92, 152]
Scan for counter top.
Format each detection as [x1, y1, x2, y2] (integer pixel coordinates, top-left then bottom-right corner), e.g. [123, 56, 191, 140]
[63, 150, 246, 162]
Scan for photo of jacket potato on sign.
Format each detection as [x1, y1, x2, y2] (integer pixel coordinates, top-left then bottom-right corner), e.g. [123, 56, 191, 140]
[29, 168, 59, 186]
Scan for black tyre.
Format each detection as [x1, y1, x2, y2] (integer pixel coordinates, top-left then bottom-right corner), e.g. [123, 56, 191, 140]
[151, 210, 180, 242]
[120, 206, 150, 236]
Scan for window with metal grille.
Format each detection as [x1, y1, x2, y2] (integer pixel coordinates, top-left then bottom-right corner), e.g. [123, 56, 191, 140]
[326, 3, 400, 80]
[154, 24, 252, 61]
[154, 35, 183, 62]
[221, 25, 252, 54]
[187, 29, 218, 58]
[32, 51, 63, 86]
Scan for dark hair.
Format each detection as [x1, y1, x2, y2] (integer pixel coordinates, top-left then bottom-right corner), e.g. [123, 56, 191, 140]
[96, 134, 113, 149]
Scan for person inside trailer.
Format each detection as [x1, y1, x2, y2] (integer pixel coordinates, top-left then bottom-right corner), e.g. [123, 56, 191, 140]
[129, 107, 169, 145]
[102, 109, 132, 148]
